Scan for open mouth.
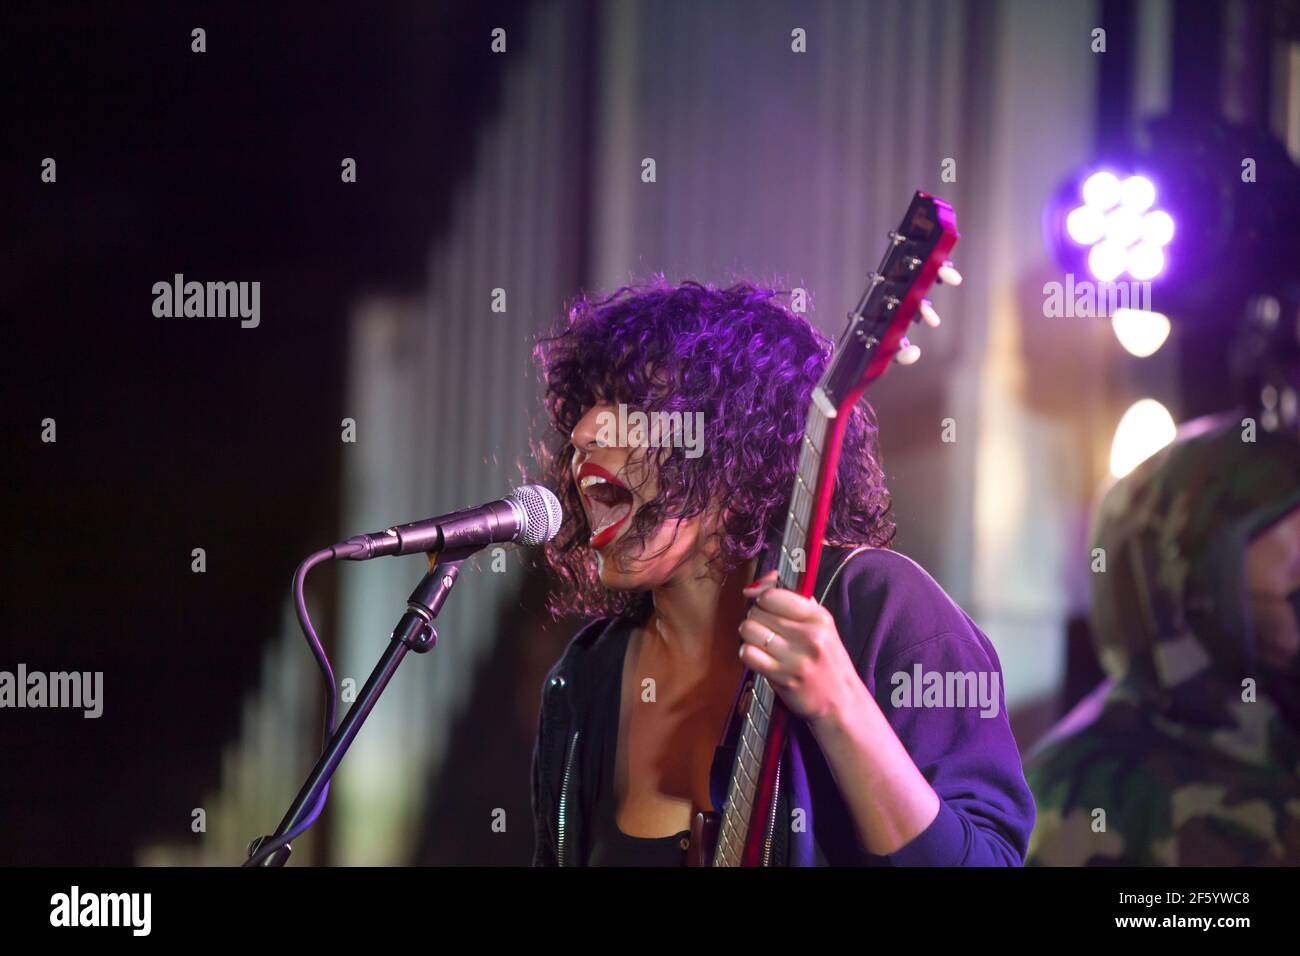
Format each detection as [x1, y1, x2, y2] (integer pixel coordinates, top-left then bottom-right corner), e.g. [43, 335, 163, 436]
[577, 462, 635, 550]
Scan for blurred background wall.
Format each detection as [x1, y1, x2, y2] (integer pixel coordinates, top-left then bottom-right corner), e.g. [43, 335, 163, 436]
[4, 0, 1297, 866]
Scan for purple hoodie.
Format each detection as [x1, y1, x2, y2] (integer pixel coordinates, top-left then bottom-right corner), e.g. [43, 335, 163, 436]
[530, 545, 1035, 866]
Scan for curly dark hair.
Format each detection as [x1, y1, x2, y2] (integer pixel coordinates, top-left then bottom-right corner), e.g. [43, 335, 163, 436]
[531, 277, 895, 619]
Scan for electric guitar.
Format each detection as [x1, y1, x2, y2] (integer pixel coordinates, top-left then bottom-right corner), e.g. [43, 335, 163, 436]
[689, 190, 959, 866]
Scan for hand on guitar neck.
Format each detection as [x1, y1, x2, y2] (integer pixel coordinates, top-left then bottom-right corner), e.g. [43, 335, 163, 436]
[737, 566, 945, 857]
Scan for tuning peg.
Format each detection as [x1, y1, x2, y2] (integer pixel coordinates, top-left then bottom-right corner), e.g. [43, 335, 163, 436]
[918, 299, 941, 328]
[936, 262, 963, 286]
[895, 338, 922, 365]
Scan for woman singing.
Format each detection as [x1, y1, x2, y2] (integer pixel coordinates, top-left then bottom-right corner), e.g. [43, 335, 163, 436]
[529, 278, 1034, 866]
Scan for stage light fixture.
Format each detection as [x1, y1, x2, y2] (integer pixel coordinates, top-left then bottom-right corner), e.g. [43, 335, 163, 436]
[1059, 170, 1176, 282]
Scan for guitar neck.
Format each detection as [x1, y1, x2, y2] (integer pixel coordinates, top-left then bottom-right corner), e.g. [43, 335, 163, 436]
[709, 190, 958, 867]
[712, 399, 838, 866]
[777, 398, 834, 593]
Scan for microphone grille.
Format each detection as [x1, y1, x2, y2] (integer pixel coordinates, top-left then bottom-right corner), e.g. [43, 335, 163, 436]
[510, 485, 564, 546]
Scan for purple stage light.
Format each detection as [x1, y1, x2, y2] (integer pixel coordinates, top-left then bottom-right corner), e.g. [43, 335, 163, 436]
[1055, 167, 1175, 281]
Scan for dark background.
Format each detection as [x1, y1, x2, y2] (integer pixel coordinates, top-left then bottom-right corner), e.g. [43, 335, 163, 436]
[1, 1, 531, 865]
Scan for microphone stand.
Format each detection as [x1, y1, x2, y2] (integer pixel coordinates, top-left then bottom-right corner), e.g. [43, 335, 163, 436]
[244, 552, 466, 867]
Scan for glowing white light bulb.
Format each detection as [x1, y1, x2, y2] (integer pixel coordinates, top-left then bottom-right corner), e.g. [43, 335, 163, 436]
[1126, 243, 1166, 281]
[1110, 398, 1177, 478]
[1089, 241, 1127, 282]
[1119, 175, 1156, 212]
[1066, 205, 1106, 245]
[1082, 171, 1122, 210]
[1141, 210, 1175, 247]
[1104, 207, 1143, 247]
[1111, 308, 1171, 357]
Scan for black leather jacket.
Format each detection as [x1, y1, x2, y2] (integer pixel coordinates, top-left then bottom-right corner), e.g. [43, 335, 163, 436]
[529, 611, 622, 866]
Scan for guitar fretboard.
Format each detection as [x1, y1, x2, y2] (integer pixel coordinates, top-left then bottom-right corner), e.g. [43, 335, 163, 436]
[778, 396, 834, 590]
[712, 399, 832, 866]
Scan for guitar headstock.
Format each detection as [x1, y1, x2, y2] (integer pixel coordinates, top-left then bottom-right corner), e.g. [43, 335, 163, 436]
[819, 191, 959, 409]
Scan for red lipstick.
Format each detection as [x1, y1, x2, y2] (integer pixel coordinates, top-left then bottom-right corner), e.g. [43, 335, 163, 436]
[576, 462, 634, 550]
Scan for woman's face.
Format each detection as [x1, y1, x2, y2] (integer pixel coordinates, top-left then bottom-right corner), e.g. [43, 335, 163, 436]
[569, 400, 714, 591]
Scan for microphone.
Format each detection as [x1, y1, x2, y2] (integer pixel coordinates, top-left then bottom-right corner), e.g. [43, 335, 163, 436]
[337, 485, 563, 561]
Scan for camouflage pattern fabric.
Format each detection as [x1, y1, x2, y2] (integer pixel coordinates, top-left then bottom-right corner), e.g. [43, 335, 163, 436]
[1026, 413, 1300, 865]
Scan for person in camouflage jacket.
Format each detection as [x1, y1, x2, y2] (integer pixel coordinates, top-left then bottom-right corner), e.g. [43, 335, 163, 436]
[1026, 412, 1300, 865]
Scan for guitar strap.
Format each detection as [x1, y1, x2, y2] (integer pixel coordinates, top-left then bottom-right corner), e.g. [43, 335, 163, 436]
[707, 541, 871, 829]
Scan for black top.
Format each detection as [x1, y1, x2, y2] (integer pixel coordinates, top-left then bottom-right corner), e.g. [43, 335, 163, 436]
[585, 622, 690, 866]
